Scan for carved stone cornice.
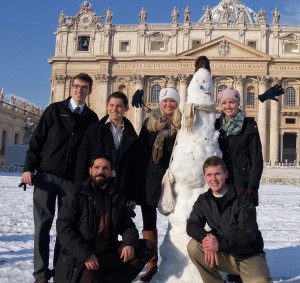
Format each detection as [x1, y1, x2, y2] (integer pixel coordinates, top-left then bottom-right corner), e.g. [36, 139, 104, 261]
[54, 74, 69, 84]
[130, 75, 145, 84]
[95, 74, 110, 83]
[178, 74, 188, 84]
[257, 75, 271, 85]
[233, 75, 246, 85]
[166, 75, 177, 86]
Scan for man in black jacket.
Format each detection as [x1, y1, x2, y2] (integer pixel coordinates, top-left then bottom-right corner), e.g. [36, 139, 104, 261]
[186, 156, 272, 283]
[21, 73, 99, 283]
[55, 155, 154, 283]
[75, 91, 141, 207]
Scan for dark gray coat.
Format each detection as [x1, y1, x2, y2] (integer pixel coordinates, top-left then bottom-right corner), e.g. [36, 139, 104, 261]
[55, 179, 139, 283]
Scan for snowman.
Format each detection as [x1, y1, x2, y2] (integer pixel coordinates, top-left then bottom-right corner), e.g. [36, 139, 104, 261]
[153, 64, 222, 283]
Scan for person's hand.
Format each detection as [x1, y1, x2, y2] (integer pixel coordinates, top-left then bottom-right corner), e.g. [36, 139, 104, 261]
[155, 122, 166, 132]
[84, 254, 99, 270]
[131, 89, 144, 108]
[21, 171, 33, 186]
[202, 234, 219, 252]
[258, 84, 284, 102]
[204, 250, 219, 268]
[120, 246, 134, 262]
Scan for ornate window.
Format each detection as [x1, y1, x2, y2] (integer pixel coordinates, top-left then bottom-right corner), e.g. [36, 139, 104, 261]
[77, 36, 90, 51]
[246, 87, 255, 105]
[120, 41, 130, 52]
[191, 39, 202, 49]
[285, 87, 296, 106]
[147, 32, 170, 52]
[151, 84, 161, 103]
[247, 40, 257, 49]
[217, 84, 228, 94]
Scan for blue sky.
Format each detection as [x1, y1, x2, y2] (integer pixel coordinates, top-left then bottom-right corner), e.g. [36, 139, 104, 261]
[0, 0, 299, 107]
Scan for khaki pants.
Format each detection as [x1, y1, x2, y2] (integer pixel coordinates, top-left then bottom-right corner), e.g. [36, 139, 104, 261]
[187, 239, 273, 283]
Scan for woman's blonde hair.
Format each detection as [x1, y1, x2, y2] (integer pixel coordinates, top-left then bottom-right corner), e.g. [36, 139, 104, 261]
[146, 105, 181, 132]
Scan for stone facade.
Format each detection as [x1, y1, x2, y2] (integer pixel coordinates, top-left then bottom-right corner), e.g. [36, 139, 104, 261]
[48, 0, 300, 164]
[0, 92, 42, 165]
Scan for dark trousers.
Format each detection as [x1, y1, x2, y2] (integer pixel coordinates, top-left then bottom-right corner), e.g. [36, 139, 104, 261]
[33, 171, 70, 280]
[79, 239, 154, 283]
[141, 204, 157, 231]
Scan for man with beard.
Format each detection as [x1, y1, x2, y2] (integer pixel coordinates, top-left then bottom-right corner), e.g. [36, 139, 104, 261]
[55, 155, 154, 283]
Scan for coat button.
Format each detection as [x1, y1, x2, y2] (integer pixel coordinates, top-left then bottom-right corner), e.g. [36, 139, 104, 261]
[62, 257, 66, 262]
[74, 267, 78, 272]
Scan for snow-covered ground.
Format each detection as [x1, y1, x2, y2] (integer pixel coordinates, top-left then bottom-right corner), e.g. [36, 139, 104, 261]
[0, 169, 299, 283]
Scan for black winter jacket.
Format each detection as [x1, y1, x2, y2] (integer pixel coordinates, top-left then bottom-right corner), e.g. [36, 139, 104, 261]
[23, 97, 98, 181]
[55, 179, 139, 283]
[215, 117, 263, 190]
[186, 185, 264, 256]
[138, 119, 177, 207]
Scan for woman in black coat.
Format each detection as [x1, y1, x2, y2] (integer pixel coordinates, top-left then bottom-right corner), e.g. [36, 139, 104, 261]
[215, 88, 264, 206]
[138, 87, 181, 281]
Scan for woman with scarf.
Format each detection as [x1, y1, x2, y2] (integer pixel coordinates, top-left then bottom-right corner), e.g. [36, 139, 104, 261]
[138, 87, 181, 282]
[215, 88, 264, 208]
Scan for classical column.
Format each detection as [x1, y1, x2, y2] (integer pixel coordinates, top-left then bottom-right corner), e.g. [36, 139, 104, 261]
[234, 75, 245, 106]
[178, 74, 188, 113]
[280, 132, 284, 162]
[131, 75, 145, 133]
[269, 78, 281, 164]
[166, 75, 177, 88]
[95, 74, 110, 118]
[257, 76, 269, 161]
[53, 74, 69, 102]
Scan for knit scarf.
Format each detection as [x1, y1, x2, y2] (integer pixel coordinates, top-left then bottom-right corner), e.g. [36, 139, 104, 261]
[218, 109, 244, 137]
[183, 103, 216, 132]
[151, 109, 177, 164]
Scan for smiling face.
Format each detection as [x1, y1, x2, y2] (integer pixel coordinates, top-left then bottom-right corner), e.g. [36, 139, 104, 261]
[220, 98, 239, 119]
[106, 97, 129, 125]
[204, 164, 228, 196]
[160, 98, 178, 116]
[71, 78, 92, 105]
[89, 158, 112, 189]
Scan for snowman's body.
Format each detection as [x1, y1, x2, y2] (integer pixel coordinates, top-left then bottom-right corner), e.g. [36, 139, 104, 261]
[153, 68, 222, 282]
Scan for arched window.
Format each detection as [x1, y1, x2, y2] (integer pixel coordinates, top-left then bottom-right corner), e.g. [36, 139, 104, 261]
[246, 86, 255, 105]
[218, 84, 228, 93]
[285, 87, 296, 106]
[151, 84, 161, 103]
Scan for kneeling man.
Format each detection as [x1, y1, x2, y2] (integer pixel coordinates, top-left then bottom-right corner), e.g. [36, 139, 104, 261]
[187, 156, 272, 283]
[55, 154, 153, 283]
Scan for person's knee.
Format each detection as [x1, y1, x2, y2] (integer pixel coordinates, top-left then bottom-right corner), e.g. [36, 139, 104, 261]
[187, 238, 200, 259]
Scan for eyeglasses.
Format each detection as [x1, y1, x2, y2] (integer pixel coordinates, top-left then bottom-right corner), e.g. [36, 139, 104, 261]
[72, 84, 90, 91]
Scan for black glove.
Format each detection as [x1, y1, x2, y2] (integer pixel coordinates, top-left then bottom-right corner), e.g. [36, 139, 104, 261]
[131, 89, 144, 108]
[258, 84, 284, 102]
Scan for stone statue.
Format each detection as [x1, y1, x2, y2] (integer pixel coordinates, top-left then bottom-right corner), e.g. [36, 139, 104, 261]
[23, 118, 35, 144]
[139, 7, 147, 24]
[204, 6, 212, 22]
[105, 7, 113, 24]
[238, 7, 245, 24]
[171, 7, 179, 23]
[258, 7, 266, 24]
[221, 3, 230, 23]
[272, 7, 280, 25]
[59, 10, 65, 26]
[0, 88, 4, 101]
[184, 6, 190, 22]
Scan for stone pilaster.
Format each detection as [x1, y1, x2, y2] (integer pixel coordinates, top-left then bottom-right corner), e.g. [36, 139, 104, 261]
[257, 76, 269, 161]
[233, 75, 245, 106]
[53, 74, 69, 102]
[131, 75, 145, 133]
[94, 74, 110, 118]
[178, 74, 188, 112]
[269, 78, 282, 165]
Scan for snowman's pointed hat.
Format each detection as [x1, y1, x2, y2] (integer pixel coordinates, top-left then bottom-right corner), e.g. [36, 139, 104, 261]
[159, 87, 180, 104]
